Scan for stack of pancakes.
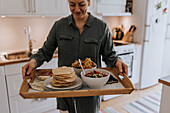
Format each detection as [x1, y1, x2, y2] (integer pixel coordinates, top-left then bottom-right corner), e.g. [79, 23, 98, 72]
[51, 66, 77, 87]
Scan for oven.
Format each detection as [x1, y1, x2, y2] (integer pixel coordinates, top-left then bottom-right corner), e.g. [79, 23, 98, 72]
[101, 44, 135, 101]
[115, 44, 134, 78]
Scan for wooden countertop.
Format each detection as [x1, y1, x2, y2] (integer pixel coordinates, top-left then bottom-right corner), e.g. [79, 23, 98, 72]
[113, 40, 142, 45]
[0, 54, 58, 66]
[158, 75, 170, 87]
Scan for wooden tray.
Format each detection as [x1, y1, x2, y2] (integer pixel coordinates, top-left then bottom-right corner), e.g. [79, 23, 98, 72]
[19, 67, 134, 99]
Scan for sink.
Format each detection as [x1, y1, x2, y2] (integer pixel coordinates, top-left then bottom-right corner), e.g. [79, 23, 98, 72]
[0, 49, 58, 61]
[2, 51, 29, 61]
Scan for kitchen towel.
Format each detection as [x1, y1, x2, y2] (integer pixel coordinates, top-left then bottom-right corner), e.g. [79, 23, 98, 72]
[100, 107, 118, 113]
[123, 90, 161, 113]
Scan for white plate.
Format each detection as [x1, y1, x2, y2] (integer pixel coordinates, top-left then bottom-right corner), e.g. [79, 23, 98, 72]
[43, 77, 83, 91]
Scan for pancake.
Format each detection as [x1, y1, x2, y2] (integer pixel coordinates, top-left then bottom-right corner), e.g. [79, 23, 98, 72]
[52, 66, 74, 75]
[51, 66, 77, 87]
[53, 74, 77, 83]
[51, 80, 75, 87]
[53, 71, 76, 79]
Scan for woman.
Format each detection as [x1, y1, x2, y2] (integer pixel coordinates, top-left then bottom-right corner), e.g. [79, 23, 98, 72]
[22, 0, 128, 113]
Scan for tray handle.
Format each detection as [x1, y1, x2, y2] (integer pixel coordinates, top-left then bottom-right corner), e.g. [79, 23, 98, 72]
[119, 72, 134, 89]
[19, 69, 36, 97]
[19, 76, 30, 98]
[99, 67, 134, 89]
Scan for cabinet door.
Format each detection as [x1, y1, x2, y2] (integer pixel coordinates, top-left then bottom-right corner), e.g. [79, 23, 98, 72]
[9, 96, 57, 113]
[34, 0, 62, 15]
[0, 0, 67, 16]
[1, 0, 31, 15]
[5, 62, 27, 76]
[61, 0, 70, 15]
[6, 73, 23, 97]
[6, 58, 58, 97]
[0, 0, 3, 14]
[0, 66, 10, 113]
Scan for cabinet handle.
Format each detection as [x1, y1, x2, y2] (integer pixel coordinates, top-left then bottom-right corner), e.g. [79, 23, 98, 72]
[25, 0, 30, 12]
[29, 0, 32, 12]
[30, 0, 36, 13]
[33, 0, 36, 13]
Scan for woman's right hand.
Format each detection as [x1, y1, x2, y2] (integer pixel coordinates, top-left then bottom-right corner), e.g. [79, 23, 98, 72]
[22, 59, 37, 79]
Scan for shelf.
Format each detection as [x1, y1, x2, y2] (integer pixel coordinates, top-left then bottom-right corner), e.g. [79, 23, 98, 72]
[102, 12, 131, 16]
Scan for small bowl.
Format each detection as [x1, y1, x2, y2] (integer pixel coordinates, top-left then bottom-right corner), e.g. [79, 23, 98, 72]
[73, 66, 96, 77]
[80, 69, 110, 89]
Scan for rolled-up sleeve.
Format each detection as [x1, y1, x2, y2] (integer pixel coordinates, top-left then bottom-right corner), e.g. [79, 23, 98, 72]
[100, 24, 118, 67]
[30, 22, 58, 67]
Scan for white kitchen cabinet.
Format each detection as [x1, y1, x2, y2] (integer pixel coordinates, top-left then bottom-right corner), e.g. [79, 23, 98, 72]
[0, 0, 66, 16]
[9, 95, 57, 113]
[94, 0, 131, 16]
[61, 0, 70, 15]
[0, 66, 10, 113]
[4, 57, 58, 113]
[33, 0, 62, 15]
[6, 73, 57, 113]
[6, 73, 23, 97]
[0, 0, 30, 15]
[159, 76, 170, 113]
[0, 0, 2, 14]
[5, 62, 27, 76]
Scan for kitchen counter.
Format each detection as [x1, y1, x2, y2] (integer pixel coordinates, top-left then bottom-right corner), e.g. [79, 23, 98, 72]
[159, 75, 170, 86]
[158, 75, 170, 113]
[113, 40, 142, 45]
[0, 54, 58, 66]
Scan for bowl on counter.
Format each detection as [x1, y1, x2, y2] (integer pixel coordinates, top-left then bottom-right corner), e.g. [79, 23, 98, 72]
[80, 69, 110, 89]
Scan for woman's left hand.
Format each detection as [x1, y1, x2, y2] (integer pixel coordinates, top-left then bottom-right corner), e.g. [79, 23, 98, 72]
[115, 59, 128, 75]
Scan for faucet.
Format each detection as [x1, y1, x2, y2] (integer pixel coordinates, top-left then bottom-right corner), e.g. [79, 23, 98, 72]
[24, 26, 33, 57]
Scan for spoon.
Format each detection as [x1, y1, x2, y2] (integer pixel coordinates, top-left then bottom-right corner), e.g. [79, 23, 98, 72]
[78, 59, 85, 75]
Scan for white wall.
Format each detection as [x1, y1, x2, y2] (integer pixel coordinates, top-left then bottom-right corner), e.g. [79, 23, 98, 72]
[0, 16, 120, 53]
[0, 16, 62, 53]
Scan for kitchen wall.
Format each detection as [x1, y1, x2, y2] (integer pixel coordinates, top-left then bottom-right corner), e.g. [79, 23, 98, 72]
[0, 16, 120, 53]
[119, 0, 146, 43]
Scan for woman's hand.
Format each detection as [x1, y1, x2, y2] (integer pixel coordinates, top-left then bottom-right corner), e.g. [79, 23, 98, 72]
[115, 59, 128, 75]
[22, 59, 37, 79]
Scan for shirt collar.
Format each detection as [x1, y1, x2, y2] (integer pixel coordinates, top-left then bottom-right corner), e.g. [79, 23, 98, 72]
[68, 12, 95, 27]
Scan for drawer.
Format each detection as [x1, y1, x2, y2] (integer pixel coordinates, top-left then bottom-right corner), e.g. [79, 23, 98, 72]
[9, 96, 57, 113]
[5, 62, 27, 76]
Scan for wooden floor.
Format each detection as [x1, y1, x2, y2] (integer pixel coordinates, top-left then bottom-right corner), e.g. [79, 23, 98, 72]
[100, 83, 162, 113]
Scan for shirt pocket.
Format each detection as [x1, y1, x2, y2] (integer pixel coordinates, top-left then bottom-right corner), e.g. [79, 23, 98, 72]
[84, 38, 100, 45]
[58, 35, 73, 40]
[58, 35, 74, 52]
[83, 38, 100, 59]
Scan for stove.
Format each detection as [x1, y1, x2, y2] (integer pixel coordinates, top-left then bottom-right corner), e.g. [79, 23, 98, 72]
[115, 44, 134, 78]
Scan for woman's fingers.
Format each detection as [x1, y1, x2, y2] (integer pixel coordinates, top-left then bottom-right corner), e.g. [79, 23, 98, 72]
[22, 59, 37, 79]
[118, 63, 123, 73]
[116, 59, 128, 75]
[22, 64, 28, 79]
[123, 63, 128, 75]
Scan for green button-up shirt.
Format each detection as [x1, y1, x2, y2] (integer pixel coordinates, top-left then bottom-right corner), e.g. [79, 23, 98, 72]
[31, 13, 118, 68]
[30, 13, 118, 113]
